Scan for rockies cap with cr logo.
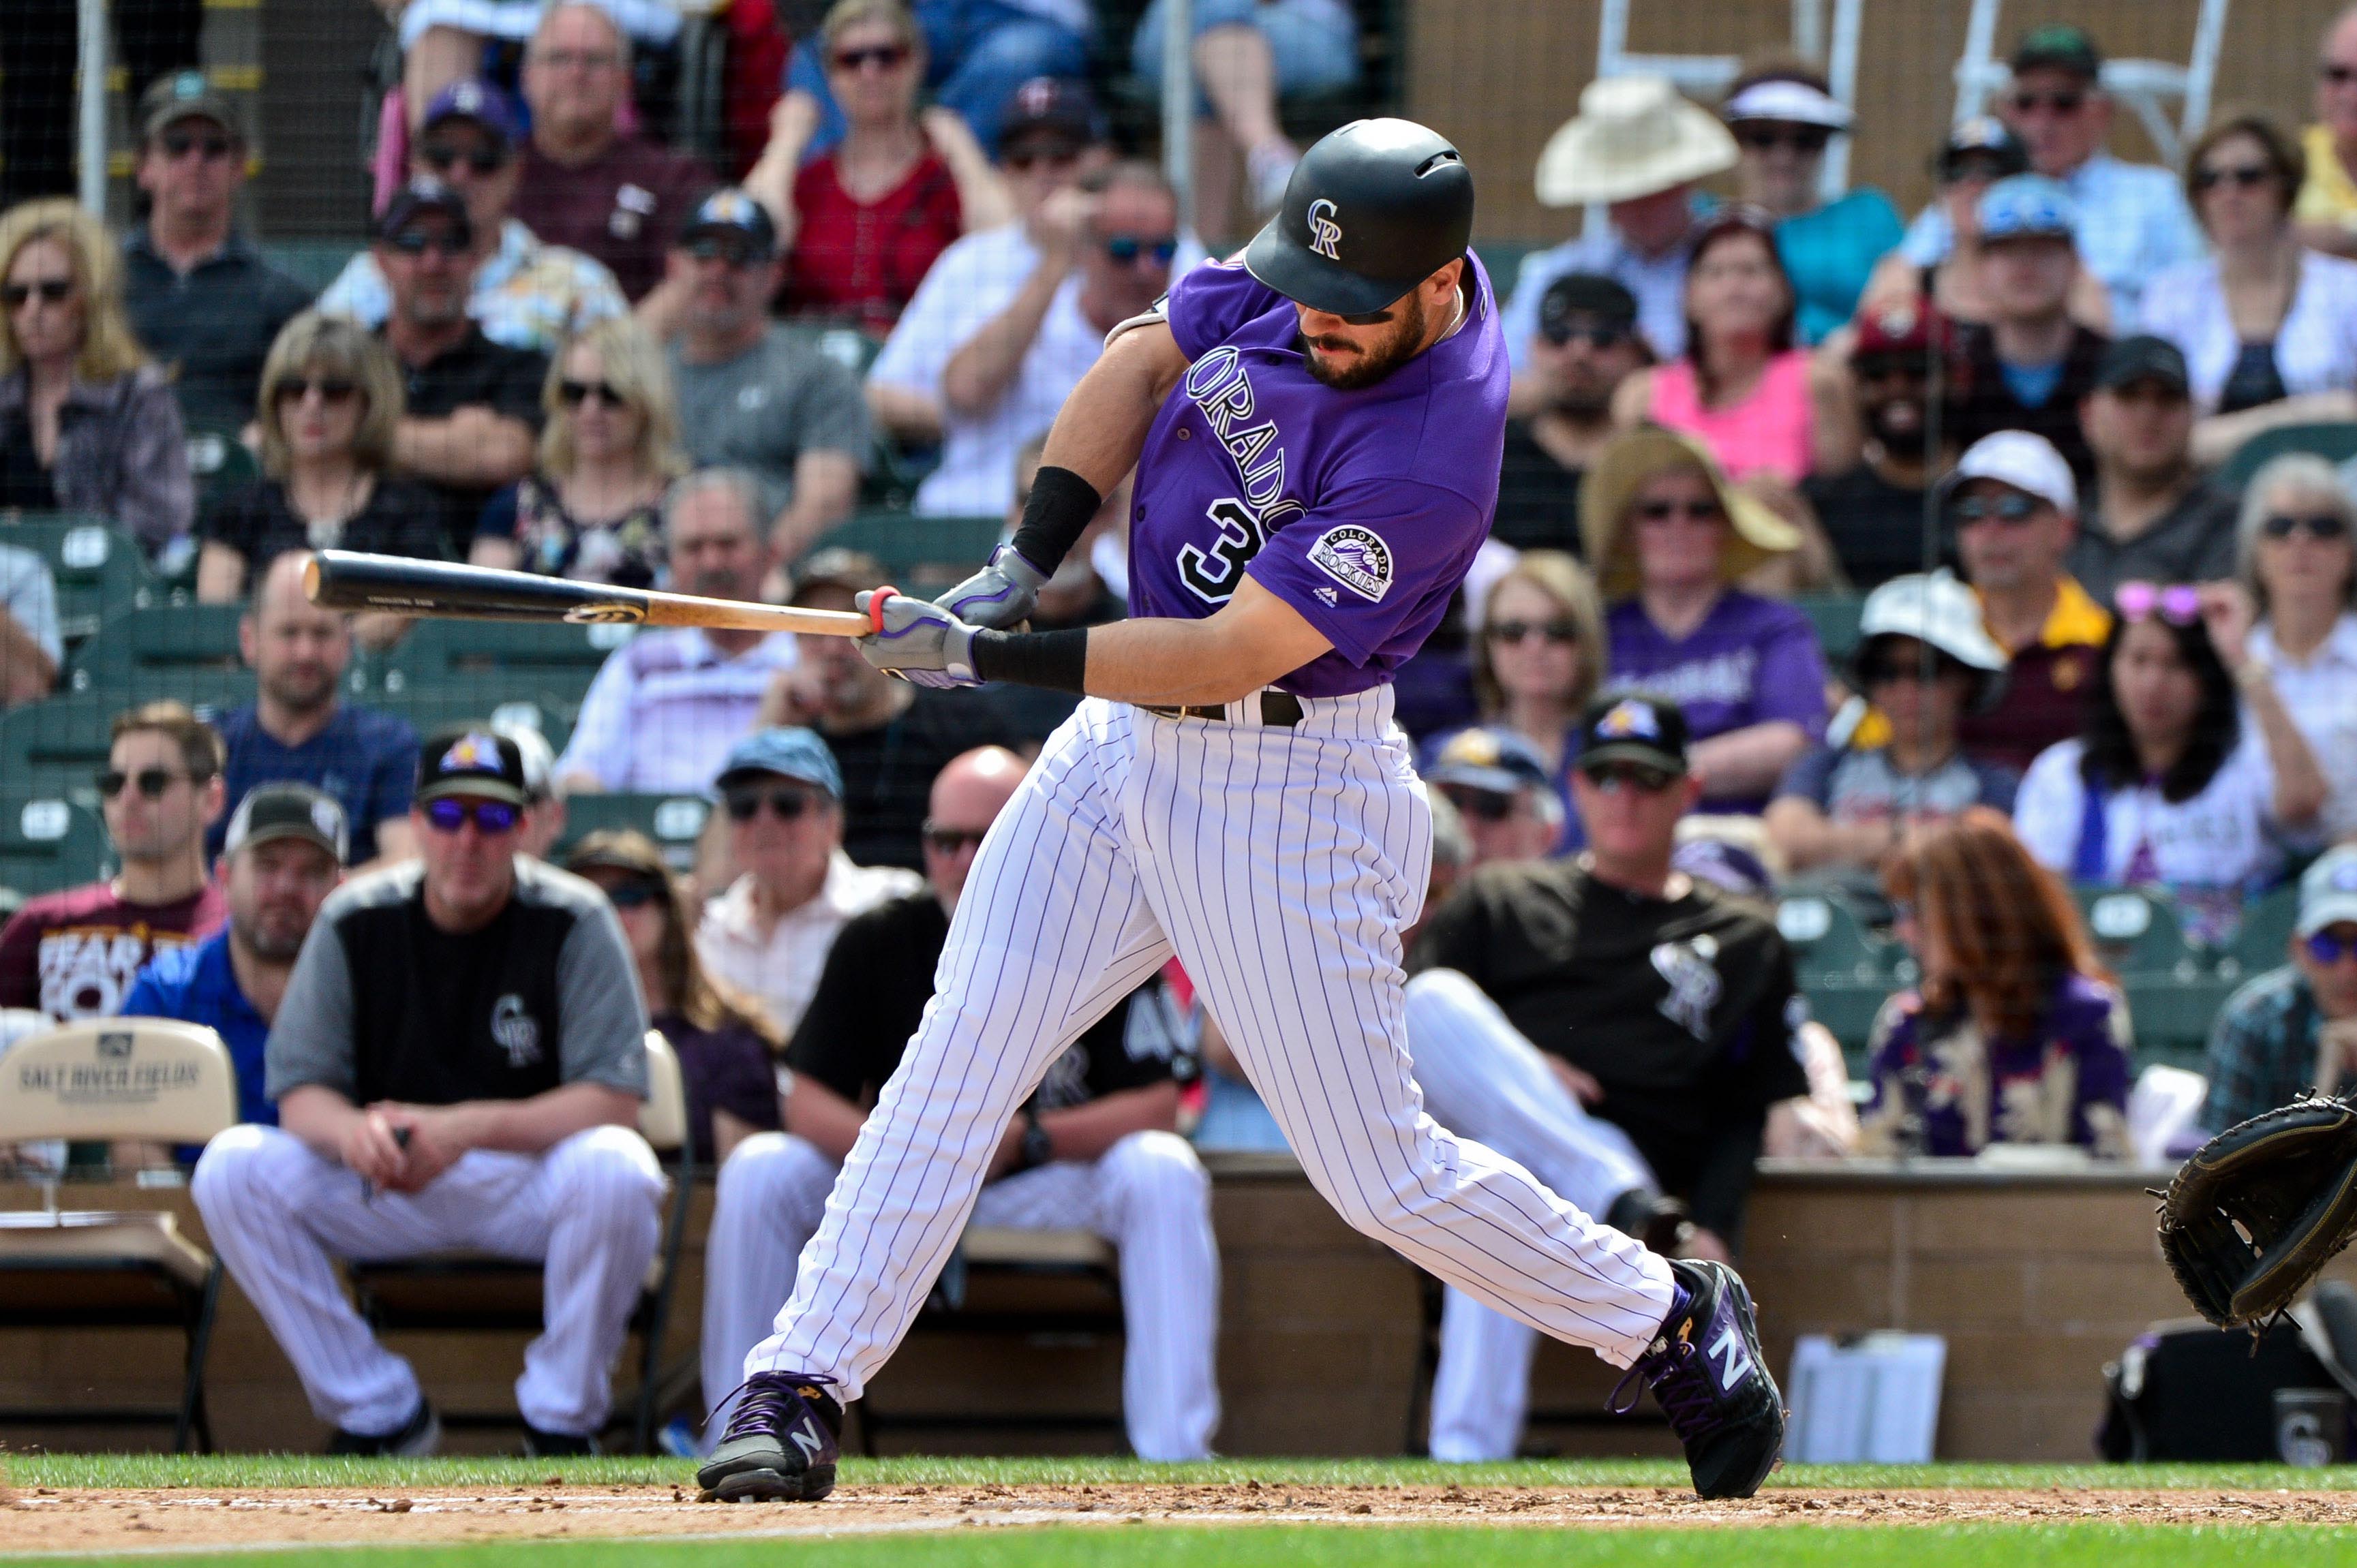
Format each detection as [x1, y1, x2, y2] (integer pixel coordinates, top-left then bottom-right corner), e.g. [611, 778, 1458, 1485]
[1576, 694, 1690, 776]
[1244, 117, 1476, 318]
[416, 725, 532, 806]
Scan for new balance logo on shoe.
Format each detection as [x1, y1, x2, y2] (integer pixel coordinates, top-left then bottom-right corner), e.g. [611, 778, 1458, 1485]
[1710, 1324, 1754, 1387]
[790, 1418, 826, 1461]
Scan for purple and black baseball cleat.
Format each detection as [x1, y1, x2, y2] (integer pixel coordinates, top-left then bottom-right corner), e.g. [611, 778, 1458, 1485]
[1612, 1259, 1786, 1499]
[697, 1372, 845, 1502]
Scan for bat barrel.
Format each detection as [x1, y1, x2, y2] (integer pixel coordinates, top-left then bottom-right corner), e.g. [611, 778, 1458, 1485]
[305, 550, 654, 623]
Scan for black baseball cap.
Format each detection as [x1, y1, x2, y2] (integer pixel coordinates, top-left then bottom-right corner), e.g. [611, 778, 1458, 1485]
[2094, 334, 2190, 396]
[224, 782, 348, 864]
[1575, 694, 1690, 775]
[1538, 273, 1639, 337]
[416, 725, 532, 806]
[2011, 23, 2101, 81]
[999, 76, 1105, 156]
[1936, 117, 2030, 182]
[376, 178, 474, 244]
[677, 187, 779, 260]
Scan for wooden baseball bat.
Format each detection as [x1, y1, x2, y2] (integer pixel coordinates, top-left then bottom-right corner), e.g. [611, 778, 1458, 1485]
[304, 550, 873, 636]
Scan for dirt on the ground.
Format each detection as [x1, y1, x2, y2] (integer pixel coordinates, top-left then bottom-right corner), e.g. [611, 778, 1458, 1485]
[0, 1480, 2354, 1552]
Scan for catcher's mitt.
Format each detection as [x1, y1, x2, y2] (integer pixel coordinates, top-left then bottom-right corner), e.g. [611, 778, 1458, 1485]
[2157, 1095, 2357, 1330]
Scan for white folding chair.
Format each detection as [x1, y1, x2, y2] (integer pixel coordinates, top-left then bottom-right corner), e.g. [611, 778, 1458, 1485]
[0, 1017, 240, 1451]
[1951, 0, 2234, 168]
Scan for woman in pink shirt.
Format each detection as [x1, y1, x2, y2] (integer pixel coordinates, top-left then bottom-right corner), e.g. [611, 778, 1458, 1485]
[1612, 206, 1846, 485]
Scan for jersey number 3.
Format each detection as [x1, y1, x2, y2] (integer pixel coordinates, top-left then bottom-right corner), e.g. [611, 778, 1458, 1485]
[1176, 498, 1265, 605]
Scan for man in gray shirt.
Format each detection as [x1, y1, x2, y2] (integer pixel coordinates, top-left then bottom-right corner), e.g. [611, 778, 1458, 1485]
[192, 724, 663, 1458]
[660, 190, 868, 566]
[2069, 336, 2239, 598]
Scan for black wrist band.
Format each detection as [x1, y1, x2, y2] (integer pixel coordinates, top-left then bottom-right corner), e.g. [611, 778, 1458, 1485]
[972, 627, 1090, 694]
[1008, 465, 1102, 576]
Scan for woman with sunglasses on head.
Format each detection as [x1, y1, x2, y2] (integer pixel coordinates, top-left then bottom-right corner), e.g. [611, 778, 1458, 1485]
[1720, 61, 1900, 348]
[565, 831, 785, 1168]
[2222, 455, 2357, 842]
[746, 0, 1011, 335]
[0, 199, 193, 564]
[1859, 807, 2131, 1160]
[1423, 551, 1607, 852]
[2138, 113, 2357, 465]
[1583, 429, 1827, 814]
[2013, 578, 2326, 947]
[470, 318, 685, 588]
[196, 313, 449, 605]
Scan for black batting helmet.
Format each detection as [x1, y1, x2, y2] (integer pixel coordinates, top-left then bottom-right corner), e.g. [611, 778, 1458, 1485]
[1243, 118, 1474, 317]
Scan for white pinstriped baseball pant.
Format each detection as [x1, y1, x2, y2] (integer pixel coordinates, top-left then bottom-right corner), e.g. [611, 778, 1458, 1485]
[744, 689, 1677, 1409]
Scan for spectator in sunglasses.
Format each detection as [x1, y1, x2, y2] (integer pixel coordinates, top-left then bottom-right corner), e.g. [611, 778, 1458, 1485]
[1767, 572, 2017, 886]
[702, 743, 1216, 1460]
[321, 84, 626, 361]
[1493, 274, 1650, 554]
[1801, 302, 1956, 589]
[565, 830, 782, 1168]
[695, 726, 922, 1041]
[2201, 846, 2357, 1134]
[0, 198, 194, 563]
[744, 0, 1010, 333]
[870, 155, 1194, 517]
[1720, 61, 1901, 346]
[121, 73, 313, 435]
[1862, 807, 2130, 1160]
[512, 4, 715, 305]
[2230, 454, 2357, 841]
[2065, 336, 2238, 602]
[471, 316, 684, 589]
[192, 722, 661, 1458]
[2011, 579, 2325, 946]
[2140, 112, 2357, 463]
[1582, 429, 1825, 814]
[0, 702, 226, 1024]
[1425, 728, 1569, 866]
[198, 312, 449, 608]
[1891, 25, 2201, 327]
[2296, 6, 2357, 260]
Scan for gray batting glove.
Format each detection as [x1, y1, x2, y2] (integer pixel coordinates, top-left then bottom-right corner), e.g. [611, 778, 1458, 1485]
[855, 589, 983, 689]
[935, 542, 1050, 630]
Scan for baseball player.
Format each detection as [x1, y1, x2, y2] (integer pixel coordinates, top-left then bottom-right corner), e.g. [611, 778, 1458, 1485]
[697, 119, 1786, 1505]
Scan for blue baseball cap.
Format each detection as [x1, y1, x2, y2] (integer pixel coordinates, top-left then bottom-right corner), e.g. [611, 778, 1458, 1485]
[420, 78, 523, 150]
[1427, 727, 1553, 797]
[1976, 174, 2078, 244]
[715, 727, 842, 800]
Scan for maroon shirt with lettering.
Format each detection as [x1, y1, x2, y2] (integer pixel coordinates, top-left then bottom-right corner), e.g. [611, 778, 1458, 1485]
[511, 134, 714, 302]
[0, 880, 228, 1022]
[1958, 640, 2100, 774]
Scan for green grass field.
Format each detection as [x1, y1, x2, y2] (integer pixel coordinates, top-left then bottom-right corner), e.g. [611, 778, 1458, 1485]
[5, 1458, 2356, 1568]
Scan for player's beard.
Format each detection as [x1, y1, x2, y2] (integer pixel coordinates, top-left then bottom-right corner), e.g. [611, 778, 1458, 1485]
[1299, 292, 1429, 390]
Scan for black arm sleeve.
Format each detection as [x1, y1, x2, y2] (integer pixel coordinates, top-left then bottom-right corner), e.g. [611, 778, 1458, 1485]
[972, 627, 1090, 694]
[1007, 465, 1102, 576]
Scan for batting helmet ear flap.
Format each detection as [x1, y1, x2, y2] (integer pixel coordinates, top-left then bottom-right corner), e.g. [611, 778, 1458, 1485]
[1243, 118, 1476, 317]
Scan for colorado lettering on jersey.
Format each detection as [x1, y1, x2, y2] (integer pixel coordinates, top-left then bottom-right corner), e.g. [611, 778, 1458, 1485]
[1169, 348, 1307, 603]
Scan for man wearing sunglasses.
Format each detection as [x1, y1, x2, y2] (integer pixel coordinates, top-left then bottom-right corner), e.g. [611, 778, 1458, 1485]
[705, 123, 1787, 1508]
[120, 72, 313, 435]
[1892, 25, 2201, 326]
[1943, 431, 2116, 773]
[702, 744, 1217, 1460]
[0, 702, 227, 1024]
[1801, 302, 1955, 589]
[192, 725, 660, 1458]
[513, 3, 714, 303]
[319, 84, 627, 361]
[693, 727, 921, 1043]
[2201, 848, 2357, 1135]
[1410, 694, 1810, 1464]
[1492, 273, 1650, 554]
[870, 153, 1193, 518]
[2068, 336, 2238, 601]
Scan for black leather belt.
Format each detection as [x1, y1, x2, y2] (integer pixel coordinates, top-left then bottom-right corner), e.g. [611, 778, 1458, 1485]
[1141, 692, 1303, 726]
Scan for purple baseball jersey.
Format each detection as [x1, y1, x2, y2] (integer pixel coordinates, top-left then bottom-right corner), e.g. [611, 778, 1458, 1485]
[1126, 254, 1510, 698]
[1601, 591, 1829, 811]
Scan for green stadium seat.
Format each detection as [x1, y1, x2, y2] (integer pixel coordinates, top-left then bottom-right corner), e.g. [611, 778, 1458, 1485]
[361, 618, 627, 722]
[2078, 885, 2202, 971]
[2216, 421, 2357, 493]
[2223, 882, 2302, 983]
[1795, 596, 1866, 665]
[258, 240, 361, 295]
[0, 793, 110, 899]
[1778, 892, 1902, 1054]
[369, 688, 573, 756]
[184, 429, 260, 510]
[65, 603, 252, 709]
[0, 514, 157, 643]
[552, 793, 712, 873]
[810, 511, 1003, 594]
[1, 696, 140, 810]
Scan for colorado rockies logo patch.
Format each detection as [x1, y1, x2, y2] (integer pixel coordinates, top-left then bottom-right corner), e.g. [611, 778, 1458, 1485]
[1306, 198, 1343, 261]
[1307, 525, 1392, 602]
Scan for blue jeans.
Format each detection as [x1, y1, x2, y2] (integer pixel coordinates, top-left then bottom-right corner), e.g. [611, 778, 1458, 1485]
[785, 0, 1089, 157]
[1131, 0, 1359, 118]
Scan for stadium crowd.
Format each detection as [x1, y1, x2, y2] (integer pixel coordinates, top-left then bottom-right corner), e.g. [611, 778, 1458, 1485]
[5, 0, 2357, 1463]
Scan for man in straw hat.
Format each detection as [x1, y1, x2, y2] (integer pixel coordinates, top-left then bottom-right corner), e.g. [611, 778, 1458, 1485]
[1501, 76, 1738, 399]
